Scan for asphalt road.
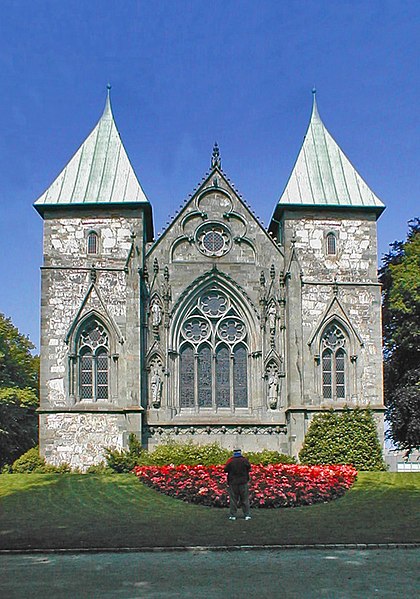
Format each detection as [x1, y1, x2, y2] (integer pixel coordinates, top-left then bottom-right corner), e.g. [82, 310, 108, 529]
[1, 548, 419, 598]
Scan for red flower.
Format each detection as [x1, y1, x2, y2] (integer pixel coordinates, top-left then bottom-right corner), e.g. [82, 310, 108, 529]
[133, 463, 357, 509]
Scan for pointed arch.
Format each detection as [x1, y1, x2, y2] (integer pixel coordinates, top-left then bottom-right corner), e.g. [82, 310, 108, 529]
[70, 313, 112, 403]
[68, 308, 119, 355]
[307, 295, 363, 356]
[320, 319, 348, 402]
[170, 269, 259, 351]
[171, 271, 255, 411]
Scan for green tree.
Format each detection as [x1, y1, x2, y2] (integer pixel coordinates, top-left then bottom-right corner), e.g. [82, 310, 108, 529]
[379, 219, 420, 453]
[0, 313, 39, 467]
[298, 408, 386, 471]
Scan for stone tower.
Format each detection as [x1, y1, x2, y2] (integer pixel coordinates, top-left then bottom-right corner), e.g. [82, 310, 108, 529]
[268, 93, 385, 457]
[35, 90, 153, 468]
[35, 91, 385, 470]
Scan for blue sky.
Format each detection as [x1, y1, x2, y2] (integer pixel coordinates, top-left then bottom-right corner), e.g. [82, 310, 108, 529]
[0, 1, 419, 350]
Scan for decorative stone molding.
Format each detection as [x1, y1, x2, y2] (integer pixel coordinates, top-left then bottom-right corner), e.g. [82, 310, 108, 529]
[146, 424, 287, 436]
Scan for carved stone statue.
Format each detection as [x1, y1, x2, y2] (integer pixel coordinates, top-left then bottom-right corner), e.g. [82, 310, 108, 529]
[268, 303, 277, 334]
[151, 301, 162, 327]
[150, 368, 163, 408]
[268, 373, 279, 409]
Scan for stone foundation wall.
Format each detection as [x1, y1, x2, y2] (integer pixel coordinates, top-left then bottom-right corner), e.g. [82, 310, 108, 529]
[145, 429, 289, 454]
[40, 412, 123, 470]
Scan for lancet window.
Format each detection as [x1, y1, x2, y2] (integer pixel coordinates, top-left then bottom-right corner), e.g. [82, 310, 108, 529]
[77, 318, 109, 401]
[321, 322, 346, 401]
[178, 290, 249, 410]
[87, 231, 99, 255]
[326, 232, 337, 255]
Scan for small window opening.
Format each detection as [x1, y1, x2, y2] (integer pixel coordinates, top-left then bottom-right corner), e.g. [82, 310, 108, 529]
[87, 232, 98, 255]
[326, 233, 336, 255]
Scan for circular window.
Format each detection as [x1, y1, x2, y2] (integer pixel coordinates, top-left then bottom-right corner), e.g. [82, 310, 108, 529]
[199, 291, 229, 318]
[182, 318, 210, 343]
[196, 223, 231, 257]
[203, 230, 224, 253]
[217, 317, 246, 343]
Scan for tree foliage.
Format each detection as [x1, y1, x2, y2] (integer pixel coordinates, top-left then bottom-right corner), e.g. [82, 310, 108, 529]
[379, 219, 420, 453]
[298, 408, 386, 471]
[0, 313, 39, 467]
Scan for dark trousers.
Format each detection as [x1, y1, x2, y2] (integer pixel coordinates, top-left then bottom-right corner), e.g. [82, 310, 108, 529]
[228, 482, 250, 517]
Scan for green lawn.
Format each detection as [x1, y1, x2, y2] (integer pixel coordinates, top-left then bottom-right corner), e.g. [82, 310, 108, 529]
[0, 472, 419, 550]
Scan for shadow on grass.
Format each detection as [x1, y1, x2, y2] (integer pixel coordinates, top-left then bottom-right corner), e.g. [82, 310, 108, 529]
[0, 472, 419, 550]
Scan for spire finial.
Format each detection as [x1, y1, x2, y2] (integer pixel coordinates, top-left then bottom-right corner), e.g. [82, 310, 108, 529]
[103, 83, 112, 117]
[311, 86, 319, 119]
[211, 142, 221, 169]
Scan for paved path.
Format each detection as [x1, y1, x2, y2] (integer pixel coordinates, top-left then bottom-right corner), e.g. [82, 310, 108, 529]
[1, 548, 419, 598]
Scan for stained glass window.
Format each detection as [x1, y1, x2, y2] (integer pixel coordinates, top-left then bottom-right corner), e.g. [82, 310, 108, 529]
[233, 345, 248, 407]
[198, 346, 212, 407]
[216, 345, 230, 407]
[178, 290, 249, 410]
[180, 345, 195, 408]
[196, 223, 231, 257]
[80, 349, 93, 399]
[336, 349, 345, 399]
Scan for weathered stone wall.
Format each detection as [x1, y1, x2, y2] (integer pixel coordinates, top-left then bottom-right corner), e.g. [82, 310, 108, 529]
[281, 209, 384, 456]
[39, 207, 146, 466]
[143, 173, 286, 448]
[41, 412, 122, 470]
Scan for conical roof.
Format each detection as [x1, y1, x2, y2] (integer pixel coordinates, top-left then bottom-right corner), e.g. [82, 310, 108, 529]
[276, 94, 384, 213]
[34, 89, 149, 210]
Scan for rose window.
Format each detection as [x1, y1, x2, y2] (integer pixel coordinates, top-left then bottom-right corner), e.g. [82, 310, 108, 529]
[196, 223, 231, 257]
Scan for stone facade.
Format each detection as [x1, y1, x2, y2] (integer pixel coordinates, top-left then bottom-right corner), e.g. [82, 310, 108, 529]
[35, 99, 385, 470]
[38, 208, 145, 469]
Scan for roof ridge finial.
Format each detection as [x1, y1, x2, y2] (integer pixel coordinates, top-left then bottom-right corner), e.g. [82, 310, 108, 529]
[211, 142, 221, 169]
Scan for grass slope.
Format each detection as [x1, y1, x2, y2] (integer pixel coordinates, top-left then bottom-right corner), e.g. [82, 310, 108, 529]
[0, 472, 419, 550]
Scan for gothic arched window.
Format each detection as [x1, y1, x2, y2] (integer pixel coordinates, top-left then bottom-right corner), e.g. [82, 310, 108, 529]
[77, 318, 109, 401]
[178, 290, 249, 410]
[87, 231, 99, 255]
[321, 322, 347, 401]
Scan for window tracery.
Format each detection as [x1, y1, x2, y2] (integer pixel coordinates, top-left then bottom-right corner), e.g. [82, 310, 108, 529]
[178, 289, 248, 409]
[195, 223, 232, 257]
[321, 322, 347, 401]
[77, 318, 109, 401]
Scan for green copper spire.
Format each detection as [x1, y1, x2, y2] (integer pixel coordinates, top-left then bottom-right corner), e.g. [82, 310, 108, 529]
[34, 87, 149, 210]
[276, 91, 384, 212]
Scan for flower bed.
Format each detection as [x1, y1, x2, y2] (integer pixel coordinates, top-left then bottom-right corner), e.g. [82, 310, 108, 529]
[133, 463, 357, 508]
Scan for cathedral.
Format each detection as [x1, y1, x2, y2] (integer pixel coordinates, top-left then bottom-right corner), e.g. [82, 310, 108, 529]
[35, 91, 385, 470]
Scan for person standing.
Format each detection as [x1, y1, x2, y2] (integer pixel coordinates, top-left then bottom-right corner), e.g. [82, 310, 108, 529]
[224, 449, 252, 520]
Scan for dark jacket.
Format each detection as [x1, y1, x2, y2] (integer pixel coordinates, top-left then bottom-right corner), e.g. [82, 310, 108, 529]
[224, 456, 251, 485]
